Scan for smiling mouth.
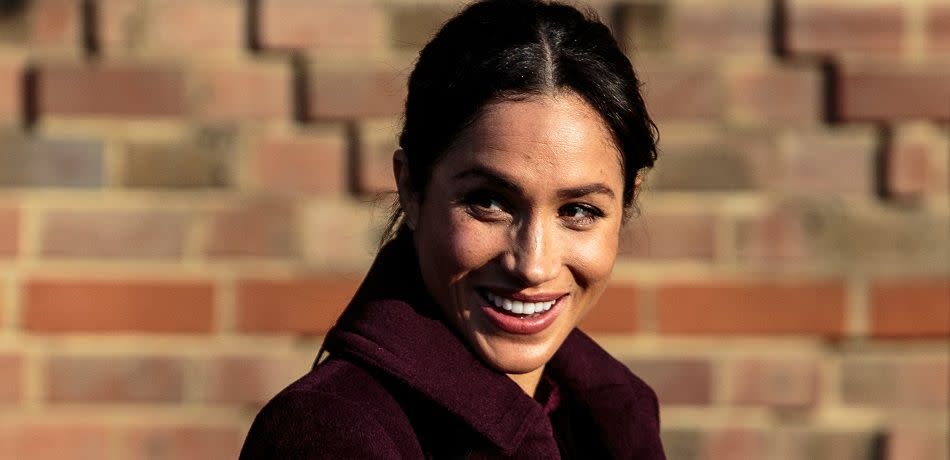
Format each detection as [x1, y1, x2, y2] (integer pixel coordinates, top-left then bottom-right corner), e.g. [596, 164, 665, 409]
[478, 290, 560, 316]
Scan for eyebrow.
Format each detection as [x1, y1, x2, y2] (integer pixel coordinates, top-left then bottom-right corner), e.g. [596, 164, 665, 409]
[453, 166, 616, 200]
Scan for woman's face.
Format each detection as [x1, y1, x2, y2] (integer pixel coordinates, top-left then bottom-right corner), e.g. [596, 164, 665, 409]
[405, 92, 625, 381]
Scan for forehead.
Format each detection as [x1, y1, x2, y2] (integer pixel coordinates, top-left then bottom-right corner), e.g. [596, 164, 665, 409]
[439, 92, 623, 184]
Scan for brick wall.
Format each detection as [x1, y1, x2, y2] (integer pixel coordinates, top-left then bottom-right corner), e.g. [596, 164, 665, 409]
[0, 1, 947, 459]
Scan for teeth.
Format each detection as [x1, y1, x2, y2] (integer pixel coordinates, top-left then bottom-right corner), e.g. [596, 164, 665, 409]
[485, 291, 556, 315]
[511, 301, 524, 314]
[523, 302, 535, 315]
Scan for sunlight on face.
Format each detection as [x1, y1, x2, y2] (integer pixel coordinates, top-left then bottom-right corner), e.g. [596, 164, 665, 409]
[408, 92, 625, 393]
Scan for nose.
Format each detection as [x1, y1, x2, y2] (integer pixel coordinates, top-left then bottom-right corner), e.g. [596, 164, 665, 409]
[503, 214, 561, 286]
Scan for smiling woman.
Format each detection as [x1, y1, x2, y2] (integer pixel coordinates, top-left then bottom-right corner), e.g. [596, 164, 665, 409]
[240, 0, 663, 458]
[405, 93, 626, 394]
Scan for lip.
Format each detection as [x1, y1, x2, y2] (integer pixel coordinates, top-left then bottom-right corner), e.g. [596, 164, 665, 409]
[480, 287, 568, 303]
[476, 289, 567, 335]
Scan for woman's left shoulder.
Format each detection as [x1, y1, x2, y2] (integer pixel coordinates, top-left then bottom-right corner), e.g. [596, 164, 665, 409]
[555, 329, 661, 416]
[553, 330, 666, 459]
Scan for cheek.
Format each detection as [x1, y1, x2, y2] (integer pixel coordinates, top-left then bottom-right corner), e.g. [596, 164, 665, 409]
[567, 228, 619, 290]
[423, 207, 501, 281]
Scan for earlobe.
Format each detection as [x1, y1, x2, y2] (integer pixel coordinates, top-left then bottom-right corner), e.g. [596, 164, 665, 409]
[392, 149, 419, 230]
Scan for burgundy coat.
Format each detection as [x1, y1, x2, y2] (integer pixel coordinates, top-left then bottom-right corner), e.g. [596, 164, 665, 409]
[240, 235, 666, 459]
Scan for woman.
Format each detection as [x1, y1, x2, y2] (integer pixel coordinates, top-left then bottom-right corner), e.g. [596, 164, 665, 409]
[241, 0, 664, 458]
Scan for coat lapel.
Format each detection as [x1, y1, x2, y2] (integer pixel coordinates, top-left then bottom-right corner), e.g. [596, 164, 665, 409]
[322, 234, 558, 457]
[547, 331, 664, 459]
[322, 233, 664, 459]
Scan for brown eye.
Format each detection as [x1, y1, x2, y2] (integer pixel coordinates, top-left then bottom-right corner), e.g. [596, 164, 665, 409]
[558, 203, 603, 228]
[461, 190, 509, 221]
[472, 196, 503, 212]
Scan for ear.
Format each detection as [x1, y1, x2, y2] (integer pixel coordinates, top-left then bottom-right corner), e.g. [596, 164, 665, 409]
[393, 149, 420, 230]
[633, 171, 643, 199]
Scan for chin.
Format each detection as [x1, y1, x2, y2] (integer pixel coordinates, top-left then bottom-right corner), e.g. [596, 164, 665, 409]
[475, 333, 559, 375]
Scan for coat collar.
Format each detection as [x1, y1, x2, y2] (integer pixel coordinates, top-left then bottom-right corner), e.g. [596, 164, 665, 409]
[321, 233, 652, 457]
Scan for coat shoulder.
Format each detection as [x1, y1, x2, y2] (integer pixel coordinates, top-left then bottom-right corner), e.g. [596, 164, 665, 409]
[554, 330, 666, 458]
[564, 329, 661, 416]
[239, 357, 422, 459]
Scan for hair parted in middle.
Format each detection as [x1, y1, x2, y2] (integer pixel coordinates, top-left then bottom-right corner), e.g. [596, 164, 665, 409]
[385, 0, 658, 242]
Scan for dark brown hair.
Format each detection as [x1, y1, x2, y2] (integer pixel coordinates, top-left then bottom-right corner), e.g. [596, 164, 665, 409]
[384, 0, 657, 243]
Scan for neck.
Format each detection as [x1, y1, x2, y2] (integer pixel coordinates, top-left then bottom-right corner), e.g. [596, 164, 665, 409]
[507, 365, 545, 397]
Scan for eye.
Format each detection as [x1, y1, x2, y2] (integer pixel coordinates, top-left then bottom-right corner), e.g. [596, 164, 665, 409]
[558, 203, 604, 228]
[461, 190, 509, 221]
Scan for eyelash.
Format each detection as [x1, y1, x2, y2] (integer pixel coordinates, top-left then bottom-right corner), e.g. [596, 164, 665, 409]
[558, 203, 605, 228]
[460, 190, 606, 228]
[461, 190, 509, 220]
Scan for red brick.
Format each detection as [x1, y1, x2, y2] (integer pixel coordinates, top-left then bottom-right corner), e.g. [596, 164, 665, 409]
[841, 357, 949, 408]
[150, 0, 244, 51]
[660, 429, 703, 459]
[902, 359, 950, 408]
[122, 132, 233, 188]
[736, 206, 813, 264]
[770, 430, 877, 460]
[389, 5, 456, 51]
[886, 126, 949, 198]
[205, 200, 296, 258]
[821, 433, 878, 460]
[624, 358, 712, 405]
[0, 424, 109, 460]
[886, 427, 950, 460]
[616, 3, 670, 52]
[38, 64, 186, 118]
[40, 210, 187, 259]
[738, 201, 950, 269]
[29, 0, 80, 48]
[639, 59, 722, 121]
[0, 354, 23, 404]
[725, 63, 821, 125]
[307, 63, 408, 120]
[670, 0, 769, 54]
[236, 277, 360, 334]
[729, 358, 820, 408]
[115, 425, 243, 460]
[46, 356, 183, 403]
[97, 0, 145, 53]
[0, 135, 105, 187]
[253, 130, 347, 194]
[788, 3, 904, 55]
[259, 2, 385, 51]
[0, 206, 18, 257]
[193, 63, 292, 121]
[201, 356, 306, 405]
[778, 128, 877, 195]
[580, 284, 639, 333]
[98, 0, 242, 53]
[356, 119, 399, 194]
[870, 279, 950, 338]
[619, 213, 717, 260]
[0, 60, 22, 120]
[648, 128, 777, 191]
[0, 280, 5, 327]
[656, 280, 846, 336]
[702, 429, 767, 460]
[301, 200, 380, 270]
[837, 59, 950, 122]
[24, 279, 214, 334]
[926, 5, 950, 53]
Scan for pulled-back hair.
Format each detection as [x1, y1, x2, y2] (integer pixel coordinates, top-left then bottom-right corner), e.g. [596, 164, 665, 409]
[384, 0, 657, 243]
